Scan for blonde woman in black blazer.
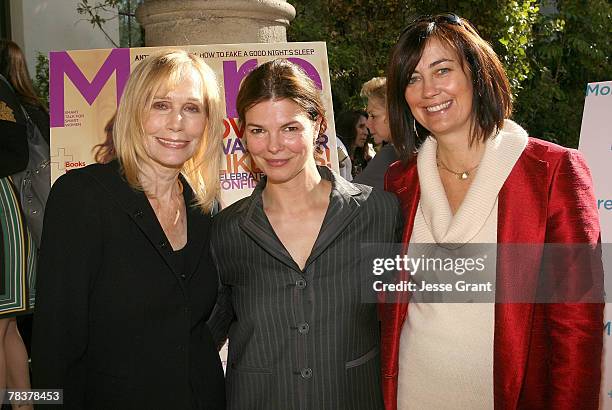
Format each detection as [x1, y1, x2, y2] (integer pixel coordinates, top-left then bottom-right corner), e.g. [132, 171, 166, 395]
[32, 50, 225, 409]
[209, 59, 402, 409]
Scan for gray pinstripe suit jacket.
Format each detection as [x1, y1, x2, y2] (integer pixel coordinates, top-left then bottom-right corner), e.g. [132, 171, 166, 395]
[209, 166, 402, 410]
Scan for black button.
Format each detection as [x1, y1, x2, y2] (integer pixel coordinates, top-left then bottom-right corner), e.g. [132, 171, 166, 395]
[180, 273, 186, 279]
[159, 241, 167, 249]
[296, 279, 307, 289]
[133, 210, 143, 218]
[300, 368, 312, 379]
[297, 322, 309, 334]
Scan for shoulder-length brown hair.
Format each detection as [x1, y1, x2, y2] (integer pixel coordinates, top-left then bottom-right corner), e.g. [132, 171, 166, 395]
[114, 49, 223, 212]
[387, 14, 512, 164]
[236, 59, 327, 137]
[0, 39, 47, 112]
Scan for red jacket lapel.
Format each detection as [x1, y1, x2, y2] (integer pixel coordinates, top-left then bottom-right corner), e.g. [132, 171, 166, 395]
[381, 161, 419, 409]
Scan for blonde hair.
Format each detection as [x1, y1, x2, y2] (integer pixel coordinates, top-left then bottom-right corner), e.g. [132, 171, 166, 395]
[113, 49, 223, 212]
[360, 77, 387, 105]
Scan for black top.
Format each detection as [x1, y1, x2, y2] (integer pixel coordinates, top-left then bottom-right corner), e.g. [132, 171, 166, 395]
[0, 75, 27, 176]
[173, 245, 189, 279]
[32, 161, 225, 409]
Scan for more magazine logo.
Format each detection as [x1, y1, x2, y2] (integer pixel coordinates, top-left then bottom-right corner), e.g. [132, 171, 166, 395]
[585, 83, 612, 96]
[598, 199, 612, 211]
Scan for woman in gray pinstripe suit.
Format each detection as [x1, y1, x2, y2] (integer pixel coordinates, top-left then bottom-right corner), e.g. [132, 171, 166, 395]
[209, 59, 402, 409]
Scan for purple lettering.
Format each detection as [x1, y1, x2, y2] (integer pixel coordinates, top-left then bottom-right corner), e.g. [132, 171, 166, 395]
[223, 138, 232, 155]
[223, 59, 258, 118]
[50, 48, 131, 127]
[287, 58, 322, 89]
[231, 137, 246, 154]
[222, 58, 323, 119]
[222, 137, 247, 155]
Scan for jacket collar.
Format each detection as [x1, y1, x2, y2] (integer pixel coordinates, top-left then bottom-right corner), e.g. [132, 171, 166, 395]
[238, 165, 363, 272]
[83, 161, 211, 284]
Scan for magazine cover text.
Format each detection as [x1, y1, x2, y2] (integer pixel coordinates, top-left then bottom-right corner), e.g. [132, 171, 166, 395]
[49, 42, 338, 206]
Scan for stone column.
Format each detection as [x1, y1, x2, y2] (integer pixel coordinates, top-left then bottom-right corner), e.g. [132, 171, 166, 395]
[136, 0, 296, 46]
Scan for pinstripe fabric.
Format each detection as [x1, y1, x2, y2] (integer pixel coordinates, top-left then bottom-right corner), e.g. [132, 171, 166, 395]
[209, 166, 402, 410]
[0, 176, 36, 316]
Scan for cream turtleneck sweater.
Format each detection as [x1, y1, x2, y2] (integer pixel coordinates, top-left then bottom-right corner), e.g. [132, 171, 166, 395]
[397, 120, 528, 410]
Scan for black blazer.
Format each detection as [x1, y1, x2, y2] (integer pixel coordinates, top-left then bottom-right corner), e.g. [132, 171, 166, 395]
[209, 166, 403, 409]
[32, 161, 225, 409]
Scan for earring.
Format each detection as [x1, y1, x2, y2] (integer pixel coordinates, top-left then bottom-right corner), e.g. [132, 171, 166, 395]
[413, 118, 420, 139]
[314, 133, 325, 155]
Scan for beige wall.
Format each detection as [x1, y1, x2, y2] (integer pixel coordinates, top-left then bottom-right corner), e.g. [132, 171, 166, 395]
[9, 0, 119, 77]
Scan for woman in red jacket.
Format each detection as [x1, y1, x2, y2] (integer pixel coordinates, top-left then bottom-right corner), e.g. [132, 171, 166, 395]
[381, 14, 604, 410]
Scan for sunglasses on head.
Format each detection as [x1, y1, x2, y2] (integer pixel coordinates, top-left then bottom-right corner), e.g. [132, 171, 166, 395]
[400, 13, 463, 36]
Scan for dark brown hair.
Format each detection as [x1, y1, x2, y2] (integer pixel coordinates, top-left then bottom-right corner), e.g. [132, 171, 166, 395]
[236, 59, 327, 136]
[0, 39, 47, 112]
[387, 14, 512, 164]
[335, 110, 367, 149]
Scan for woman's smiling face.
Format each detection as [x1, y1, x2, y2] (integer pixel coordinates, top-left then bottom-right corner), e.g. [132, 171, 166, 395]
[244, 98, 320, 185]
[404, 37, 474, 141]
[142, 68, 206, 170]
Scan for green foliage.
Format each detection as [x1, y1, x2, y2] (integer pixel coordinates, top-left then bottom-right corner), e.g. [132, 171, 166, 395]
[513, 0, 612, 147]
[288, 0, 412, 112]
[33, 52, 49, 106]
[493, 1, 540, 93]
[77, 0, 122, 47]
[76, 0, 144, 48]
[288, 0, 611, 148]
[409, 0, 539, 97]
[117, 0, 144, 47]
[288, 0, 538, 113]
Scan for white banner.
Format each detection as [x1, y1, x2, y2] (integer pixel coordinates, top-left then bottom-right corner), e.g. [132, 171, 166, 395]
[578, 80, 612, 409]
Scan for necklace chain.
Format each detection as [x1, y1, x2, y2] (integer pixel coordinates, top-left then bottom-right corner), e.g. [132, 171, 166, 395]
[148, 179, 184, 226]
[172, 179, 184, 226]
[437, 159, 480, 180]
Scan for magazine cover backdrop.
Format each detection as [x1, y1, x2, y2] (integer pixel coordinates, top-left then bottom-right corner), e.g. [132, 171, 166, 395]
[48, 42, 338, 206]
[578, 80, 612, 409]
